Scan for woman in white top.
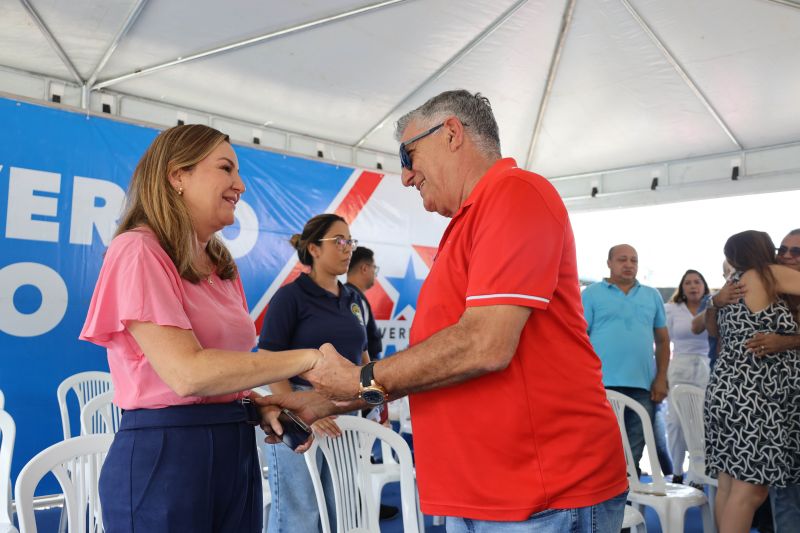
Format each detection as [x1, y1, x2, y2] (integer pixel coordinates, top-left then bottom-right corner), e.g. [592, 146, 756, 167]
[664, 269, 710, 483]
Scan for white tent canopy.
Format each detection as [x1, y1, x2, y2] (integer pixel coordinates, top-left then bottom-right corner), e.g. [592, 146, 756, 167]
[1, 0, 799, 210]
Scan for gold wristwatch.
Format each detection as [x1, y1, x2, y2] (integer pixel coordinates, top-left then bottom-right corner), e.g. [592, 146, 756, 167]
[359, 362, 388, 405]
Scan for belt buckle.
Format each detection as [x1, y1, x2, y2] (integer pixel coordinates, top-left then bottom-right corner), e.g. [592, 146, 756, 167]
[240, 397, 259, 425]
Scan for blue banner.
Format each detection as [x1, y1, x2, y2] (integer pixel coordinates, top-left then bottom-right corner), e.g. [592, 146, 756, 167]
[0, 97, 354, 488]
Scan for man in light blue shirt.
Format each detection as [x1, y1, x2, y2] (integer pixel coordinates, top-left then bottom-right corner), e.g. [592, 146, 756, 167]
[582, 244, 670, 471]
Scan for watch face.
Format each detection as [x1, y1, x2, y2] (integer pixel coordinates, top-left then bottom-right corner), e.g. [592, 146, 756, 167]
[361, 388, 385, 405]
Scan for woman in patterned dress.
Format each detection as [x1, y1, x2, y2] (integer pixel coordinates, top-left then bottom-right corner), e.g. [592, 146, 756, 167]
[705, 230, 800, 533]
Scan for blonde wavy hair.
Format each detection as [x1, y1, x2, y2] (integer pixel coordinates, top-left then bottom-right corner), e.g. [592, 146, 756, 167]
[115, 124, 237, 283]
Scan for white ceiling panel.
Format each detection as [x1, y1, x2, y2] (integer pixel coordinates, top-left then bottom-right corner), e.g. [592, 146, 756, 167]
[1, 0, 798, 197]
[0, 0, 75, 79]
[98, 0, 387, 79]
[532, 0, 739, 177]
[632, 0, 800, 150]
[359, 0, 565, 167]
[22, 0, 137, 79]
[107, 0, 518, 143]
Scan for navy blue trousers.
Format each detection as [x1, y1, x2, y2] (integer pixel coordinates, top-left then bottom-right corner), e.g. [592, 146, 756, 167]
[99, 402, 262, 533]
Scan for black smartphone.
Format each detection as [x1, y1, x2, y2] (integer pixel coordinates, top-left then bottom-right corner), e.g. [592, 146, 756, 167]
[277, 408, 312, 450]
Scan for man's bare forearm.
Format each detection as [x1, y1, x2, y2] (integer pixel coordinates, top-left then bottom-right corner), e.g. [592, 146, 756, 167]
[374, 306, 528, 399]
[377, 322, 495, 399]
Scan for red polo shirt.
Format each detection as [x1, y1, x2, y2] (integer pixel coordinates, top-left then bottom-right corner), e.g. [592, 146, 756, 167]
[409, 158, 628, 520]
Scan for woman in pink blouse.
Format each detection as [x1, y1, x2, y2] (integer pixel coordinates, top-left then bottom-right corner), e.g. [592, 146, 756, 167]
[80, 125, 320, 532]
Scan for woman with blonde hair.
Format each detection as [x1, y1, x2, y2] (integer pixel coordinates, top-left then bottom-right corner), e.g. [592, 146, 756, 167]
[705, 230, 800, 533]
[80, 124, 320, 532]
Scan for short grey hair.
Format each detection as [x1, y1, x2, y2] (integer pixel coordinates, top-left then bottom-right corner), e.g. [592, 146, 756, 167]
[394, 90, 501, 159]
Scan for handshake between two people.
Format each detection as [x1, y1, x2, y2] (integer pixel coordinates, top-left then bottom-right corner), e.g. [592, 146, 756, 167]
[253, 343, 366, 453]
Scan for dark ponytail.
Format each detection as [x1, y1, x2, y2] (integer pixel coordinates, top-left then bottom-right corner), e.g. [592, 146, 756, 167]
[290, 214, 346, 266]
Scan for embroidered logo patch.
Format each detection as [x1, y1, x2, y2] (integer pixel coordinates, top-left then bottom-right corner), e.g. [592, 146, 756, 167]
[351, 303, 365, 325]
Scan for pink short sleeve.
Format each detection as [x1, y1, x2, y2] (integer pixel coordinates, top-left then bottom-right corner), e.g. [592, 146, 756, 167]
[80, 229, 191, 347]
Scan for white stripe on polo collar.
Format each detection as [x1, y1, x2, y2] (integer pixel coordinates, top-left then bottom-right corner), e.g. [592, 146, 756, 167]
[466, 293, 550, 303]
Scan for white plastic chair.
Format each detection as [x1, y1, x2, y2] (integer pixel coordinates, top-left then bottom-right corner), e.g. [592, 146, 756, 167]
[0, 410, 19, 533]
[79, 391, 121, 436]
[670, 386, 717, 486]
[305, 416, 420, 533]
[622, 504, 646, 532]
[14, 434, 113, 533]
[56, 372, 113, 440]
[606, 390, 715, 533]
[0, 390, 4, 410]
[251, 386, 272, 532]
[365, 435, 425, 532]
[671, 385, 718, 522]
[386, 397, 412, 436]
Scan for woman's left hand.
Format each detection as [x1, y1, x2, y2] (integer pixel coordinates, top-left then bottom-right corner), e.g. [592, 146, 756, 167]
[258, 404, 285, 445]
[746, 332, 785, 357]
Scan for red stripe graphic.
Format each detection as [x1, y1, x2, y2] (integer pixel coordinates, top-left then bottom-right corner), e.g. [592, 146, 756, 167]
[412, 245, 438, 269]
[334, 171, 383, 224]
[254, 170, 384, 332]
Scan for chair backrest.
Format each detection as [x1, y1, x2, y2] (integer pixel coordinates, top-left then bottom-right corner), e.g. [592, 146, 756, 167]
[670, 384, 708, 481]
[387, 397, 412, 436]
[14, 434, 113, 533]
[0, 410, 16, 527]
[605, 390, 667, 495]
[80, 391, 121, 436]
[305, 416, 419, 533]
[56, 372, 113, 440]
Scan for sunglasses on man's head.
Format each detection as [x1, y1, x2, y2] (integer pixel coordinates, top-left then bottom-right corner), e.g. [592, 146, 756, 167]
[776, 246, 800, 258]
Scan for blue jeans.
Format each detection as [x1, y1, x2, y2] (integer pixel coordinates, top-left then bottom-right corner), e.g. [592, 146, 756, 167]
[445, 490, 628, 533]
[266, 384, 341, 533]
[266, 437, 335, 533]
[771, 484, 800, 533]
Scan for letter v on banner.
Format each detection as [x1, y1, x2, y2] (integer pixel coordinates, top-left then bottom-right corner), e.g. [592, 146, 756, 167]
[250, 169, 383, 331]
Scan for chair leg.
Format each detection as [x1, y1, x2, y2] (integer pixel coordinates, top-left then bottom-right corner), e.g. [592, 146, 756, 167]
[700, 502, 716, 533]
[665, 504, 687, 533]
[58, 505, 68, 533]
[652, 506, 670, 533]
[411, 483, 425, 532]
[706, 484, 717, 532]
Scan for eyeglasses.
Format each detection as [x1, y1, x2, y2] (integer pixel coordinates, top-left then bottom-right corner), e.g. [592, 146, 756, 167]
[776, 246, 800, 258]
[399, 123, 444, 170]
[318, 237, 358, 251]
[372, 264, 380, 275]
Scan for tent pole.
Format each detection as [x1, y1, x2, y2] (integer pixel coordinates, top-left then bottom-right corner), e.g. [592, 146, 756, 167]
[524, 0, 576, 170]
[18, 0, 84, 88]
[93, 0, 410, 90]
[619, 0, 741, 150]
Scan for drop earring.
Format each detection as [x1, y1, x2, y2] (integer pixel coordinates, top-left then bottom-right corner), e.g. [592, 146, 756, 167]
[178, 186, 183, 196]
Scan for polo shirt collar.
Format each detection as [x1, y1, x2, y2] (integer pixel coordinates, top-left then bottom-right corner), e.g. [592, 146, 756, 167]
[602, 278, 641, 291]
[297, 272, 345, 299]
[345, 282, 365, 298]
[452, 157, 518, 218]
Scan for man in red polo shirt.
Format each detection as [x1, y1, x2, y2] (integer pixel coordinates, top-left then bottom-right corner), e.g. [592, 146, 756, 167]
[263, 90, 628, 531]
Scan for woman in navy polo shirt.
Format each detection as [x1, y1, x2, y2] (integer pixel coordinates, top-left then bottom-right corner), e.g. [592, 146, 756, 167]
[259, 213, 369, 533]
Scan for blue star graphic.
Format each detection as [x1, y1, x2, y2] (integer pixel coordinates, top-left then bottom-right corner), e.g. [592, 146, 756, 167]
[386, 257, 425, 319]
